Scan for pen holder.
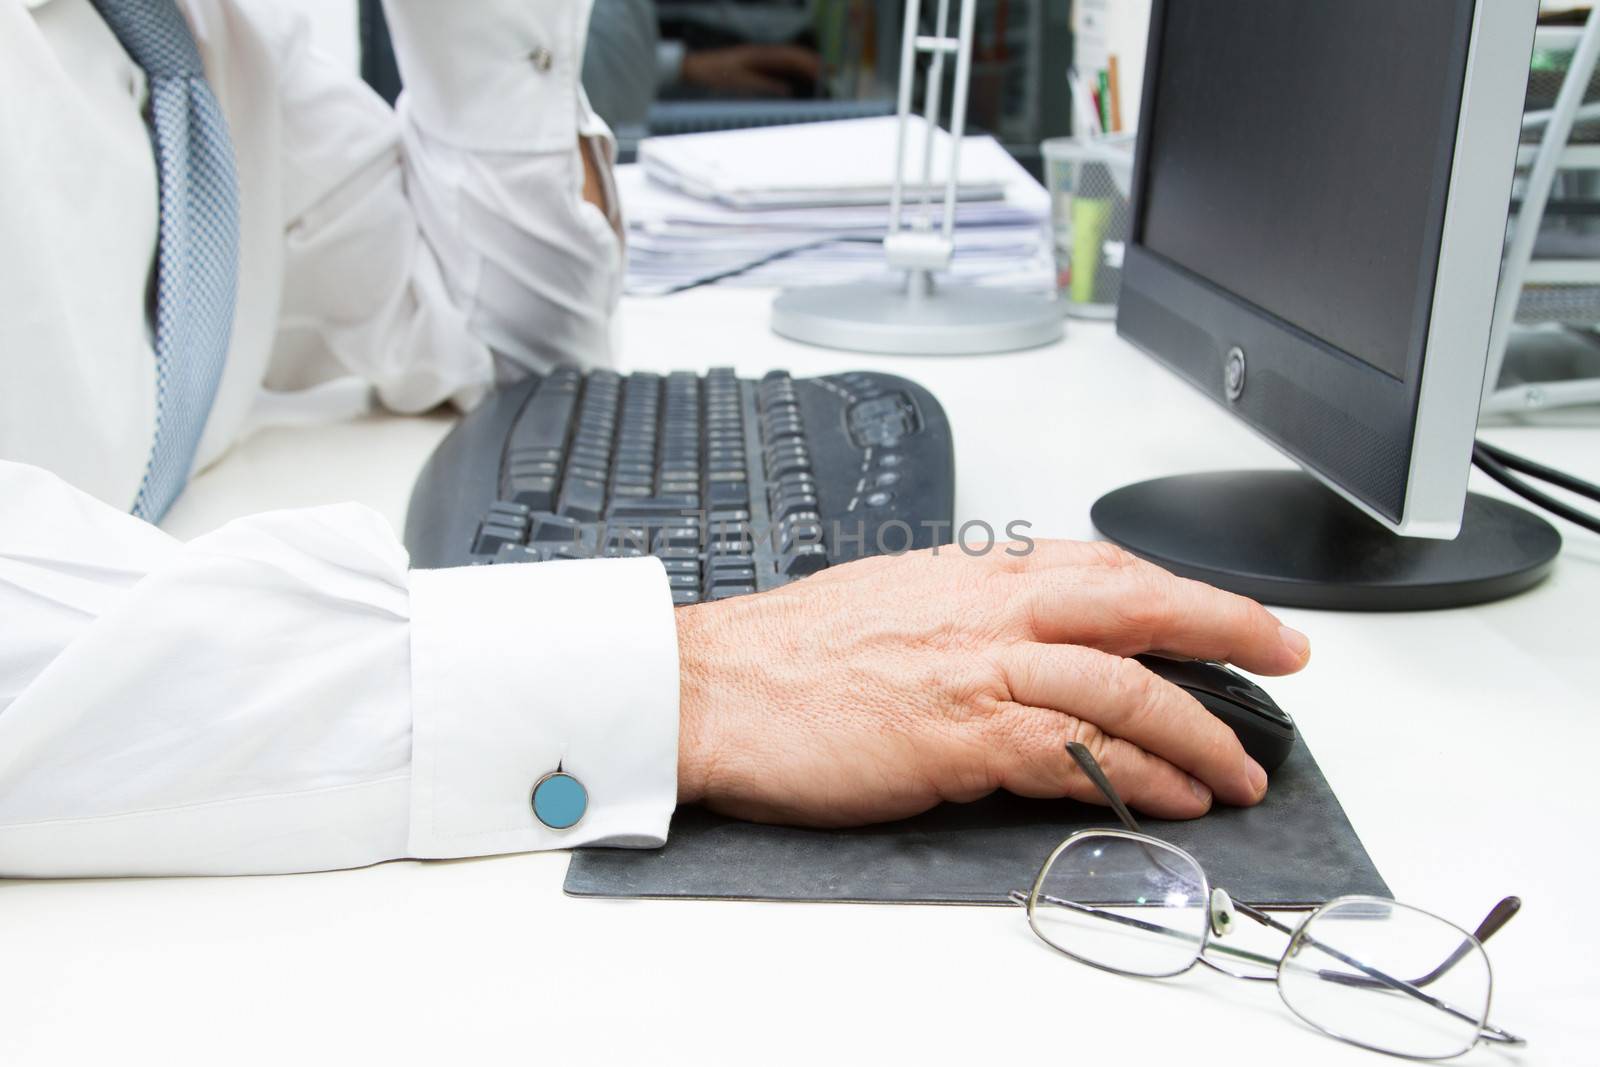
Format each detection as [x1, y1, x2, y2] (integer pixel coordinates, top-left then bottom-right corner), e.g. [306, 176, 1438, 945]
[1042, 137, 1135, 319]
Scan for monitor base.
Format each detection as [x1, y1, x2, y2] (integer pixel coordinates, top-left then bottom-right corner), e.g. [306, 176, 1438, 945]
[1090, 470, 1561, 611]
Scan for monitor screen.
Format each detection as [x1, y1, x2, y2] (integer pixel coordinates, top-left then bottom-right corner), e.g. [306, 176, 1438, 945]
[1139, 0, 1475, 382]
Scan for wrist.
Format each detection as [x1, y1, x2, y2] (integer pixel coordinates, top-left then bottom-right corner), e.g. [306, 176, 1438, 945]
[675, 603, 716, 805]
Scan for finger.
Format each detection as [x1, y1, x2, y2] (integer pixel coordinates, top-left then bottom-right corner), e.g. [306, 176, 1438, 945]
[1020, 548, 1310, 676]
[988, 701, 1213, 819]
[998, 643, 1267, 805]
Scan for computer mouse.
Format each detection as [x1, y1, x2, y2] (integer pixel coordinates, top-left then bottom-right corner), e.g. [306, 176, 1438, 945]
[1134, 654, 1297, 773]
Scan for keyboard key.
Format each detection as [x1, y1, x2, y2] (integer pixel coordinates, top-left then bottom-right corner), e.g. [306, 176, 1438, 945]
[708, 481, 749, 509]
[608, 495, 701, 518]
[474, 521, 526, 554]
[557, 477, 606, 521]
[781, 544, 829, 577]
[510, 379, 577, 453]
[654, 527, 701, 551]
[707, 564, 757, 585]
[773, 492, 819, 521]
[766, 450, 811, 480]
[487, 500, 532, 522]
[530, 514, 586, 542]
[509, 474, 556, 510]
[781, 518, 824, 553]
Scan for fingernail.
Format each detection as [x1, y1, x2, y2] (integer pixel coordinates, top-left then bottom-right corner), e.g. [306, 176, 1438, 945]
[1278, 625, 1311, 662]
[1247, 759, 1269, 798]
[1189, 776, 1213, 805]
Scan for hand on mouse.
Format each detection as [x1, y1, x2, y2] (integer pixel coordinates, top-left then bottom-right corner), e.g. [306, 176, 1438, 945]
[674, 541, 1311, 826]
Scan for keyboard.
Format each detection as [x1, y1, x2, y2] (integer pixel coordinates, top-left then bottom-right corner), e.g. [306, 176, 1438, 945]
[404, 366, 956, 602]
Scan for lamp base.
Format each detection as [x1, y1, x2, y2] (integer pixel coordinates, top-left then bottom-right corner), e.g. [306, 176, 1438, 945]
[771, 280, 1063, 355]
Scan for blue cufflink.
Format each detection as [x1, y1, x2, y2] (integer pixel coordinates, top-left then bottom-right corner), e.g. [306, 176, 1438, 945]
[531, 768, 587, 830]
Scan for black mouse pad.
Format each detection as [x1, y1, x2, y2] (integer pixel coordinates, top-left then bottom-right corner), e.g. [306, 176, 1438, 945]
[564, 737, 1388, 906]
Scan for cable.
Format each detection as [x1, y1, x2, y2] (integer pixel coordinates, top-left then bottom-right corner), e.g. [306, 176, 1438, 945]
[1472, 440, 1600, 535]
[1475, 440, 1600, 503]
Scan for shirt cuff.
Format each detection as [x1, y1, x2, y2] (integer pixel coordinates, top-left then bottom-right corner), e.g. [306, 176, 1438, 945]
[407, 556, 679, 857]
[380, 0, 592, 151]
[656, 39, 687, 88]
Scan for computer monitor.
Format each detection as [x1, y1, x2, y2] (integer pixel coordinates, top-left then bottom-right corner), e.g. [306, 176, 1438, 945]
[1093, 0, 1563, 611]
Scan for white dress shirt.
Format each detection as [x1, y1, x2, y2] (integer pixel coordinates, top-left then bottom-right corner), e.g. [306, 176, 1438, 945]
[0, 0, 680, 877]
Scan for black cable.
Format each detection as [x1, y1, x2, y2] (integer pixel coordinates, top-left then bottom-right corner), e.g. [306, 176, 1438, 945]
[1474, 439, 1600, 504]
[1472, 441, 1600, 535]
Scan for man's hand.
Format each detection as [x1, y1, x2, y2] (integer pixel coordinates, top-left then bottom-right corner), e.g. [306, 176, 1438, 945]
[679, 44, 823, 98]
[675, 541, 1311, 826]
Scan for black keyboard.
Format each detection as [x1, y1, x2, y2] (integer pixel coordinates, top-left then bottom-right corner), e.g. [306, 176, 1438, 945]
[404, 366, 955, 602]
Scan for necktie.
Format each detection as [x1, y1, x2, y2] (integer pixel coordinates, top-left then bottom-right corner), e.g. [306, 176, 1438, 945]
[90, 0, 240, 522]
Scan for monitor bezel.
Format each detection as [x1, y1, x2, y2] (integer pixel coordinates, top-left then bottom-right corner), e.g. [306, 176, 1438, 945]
[1116, 0, 1537, 537]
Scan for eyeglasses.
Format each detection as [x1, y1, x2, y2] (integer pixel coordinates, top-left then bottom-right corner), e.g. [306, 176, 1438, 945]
[1008, 743, 1525, 1060]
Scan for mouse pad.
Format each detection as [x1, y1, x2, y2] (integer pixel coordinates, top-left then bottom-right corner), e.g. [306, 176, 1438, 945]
[564, 737, 1389, 906]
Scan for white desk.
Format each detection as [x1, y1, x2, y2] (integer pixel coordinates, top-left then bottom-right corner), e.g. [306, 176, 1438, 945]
[4, 289, 1596, 1066]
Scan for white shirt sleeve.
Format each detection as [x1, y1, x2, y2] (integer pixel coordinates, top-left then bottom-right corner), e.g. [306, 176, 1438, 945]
[261, 0, 623, 418]
[0, 462, 680, 878]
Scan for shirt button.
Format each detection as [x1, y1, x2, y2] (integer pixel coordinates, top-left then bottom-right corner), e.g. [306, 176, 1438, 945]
[531, 770, 587, 829]
[530, 46, 554, 73]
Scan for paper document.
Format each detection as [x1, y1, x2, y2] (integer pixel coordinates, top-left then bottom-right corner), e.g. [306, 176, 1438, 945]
[618, 121, 1054, 296]
[637, 116, 1019, 209]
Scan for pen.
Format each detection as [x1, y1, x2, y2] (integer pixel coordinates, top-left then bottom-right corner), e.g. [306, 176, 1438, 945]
[1108, 54, 1125, 133]
[1067, 66, 1104, 139]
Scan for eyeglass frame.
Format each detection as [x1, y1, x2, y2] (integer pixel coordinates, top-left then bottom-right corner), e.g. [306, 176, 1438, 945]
[1006, 742, 1526, 1060]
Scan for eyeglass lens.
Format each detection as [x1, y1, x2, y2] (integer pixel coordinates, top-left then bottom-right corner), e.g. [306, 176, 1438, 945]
[1279, 897, 1493, 1059]
[1030, 832, 1208, 979]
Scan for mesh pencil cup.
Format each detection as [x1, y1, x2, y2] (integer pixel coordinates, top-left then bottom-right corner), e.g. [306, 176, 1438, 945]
[1042, 137, 1135, 320]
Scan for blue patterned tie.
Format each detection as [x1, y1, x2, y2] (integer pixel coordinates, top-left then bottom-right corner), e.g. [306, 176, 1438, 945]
[91, 0, 240, 521]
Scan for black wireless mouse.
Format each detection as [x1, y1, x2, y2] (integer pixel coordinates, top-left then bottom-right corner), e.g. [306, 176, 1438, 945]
[1135, 654, 1297, 772]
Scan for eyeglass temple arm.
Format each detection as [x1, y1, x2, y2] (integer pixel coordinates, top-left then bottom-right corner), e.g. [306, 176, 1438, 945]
[1294, 896, 1522, 991]
[1066, 742, 1143, 833]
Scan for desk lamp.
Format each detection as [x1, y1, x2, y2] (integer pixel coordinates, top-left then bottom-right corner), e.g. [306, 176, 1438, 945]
[769, 0, 1063, 355]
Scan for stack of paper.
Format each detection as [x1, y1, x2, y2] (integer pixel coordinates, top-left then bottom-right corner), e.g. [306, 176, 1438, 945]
[621, 117, 1055, 296]
[637, 115, 1015, 208]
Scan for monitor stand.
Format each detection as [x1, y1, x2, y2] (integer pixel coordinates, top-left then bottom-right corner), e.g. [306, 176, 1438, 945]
[1090, 470, 1562, 611]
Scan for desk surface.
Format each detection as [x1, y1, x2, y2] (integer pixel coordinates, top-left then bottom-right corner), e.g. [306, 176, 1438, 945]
[4, 289, 1596, 1066]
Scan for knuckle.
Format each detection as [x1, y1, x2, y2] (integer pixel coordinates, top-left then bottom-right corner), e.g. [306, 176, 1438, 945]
[963, 654, 1012, 714]
[1119, 567, 1178, 639]
[1112, 654, 1162, 709]
[1085, 541, 1139, 571]
[1062, 718, 1113, 769]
